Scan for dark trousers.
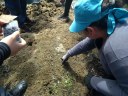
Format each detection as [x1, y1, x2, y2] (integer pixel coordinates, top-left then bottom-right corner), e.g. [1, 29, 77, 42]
[63, 0, 73, 16]
[4, 0, 27, 27]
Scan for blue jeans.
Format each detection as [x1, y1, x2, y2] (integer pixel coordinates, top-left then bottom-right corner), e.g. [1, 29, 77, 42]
[4, 0, 27, 27]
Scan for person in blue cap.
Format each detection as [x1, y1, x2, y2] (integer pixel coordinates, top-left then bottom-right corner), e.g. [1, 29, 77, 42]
[61, 0, 128, 95]
[4, 0, 35, 32]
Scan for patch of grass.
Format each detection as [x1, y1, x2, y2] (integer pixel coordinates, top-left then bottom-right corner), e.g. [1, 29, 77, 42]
[62, 75, 73, 88]
[49, 74, 74, 95]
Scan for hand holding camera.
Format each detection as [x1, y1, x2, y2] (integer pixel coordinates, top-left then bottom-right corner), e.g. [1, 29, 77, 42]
[0, 31, 26, 55]
[0, 15, 26, 55]
[3, 20, 21, 42]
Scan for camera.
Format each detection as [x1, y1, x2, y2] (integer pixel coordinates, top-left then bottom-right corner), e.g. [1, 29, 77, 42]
[3, 20, 21, 42]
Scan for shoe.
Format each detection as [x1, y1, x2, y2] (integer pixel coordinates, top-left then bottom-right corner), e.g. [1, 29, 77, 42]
[25, 17, 36, 26]
[60, 0, 65, 4]
[55, 2, 64, 7]
[84, 73, 94, 89]
[60, 0, 65, 6]
[88, 89, 104, 96]
[9, 80, 28, 96]
[58, 14, 70, 22]
[20, 24, 31, 33]
[54, 0, 65, 7]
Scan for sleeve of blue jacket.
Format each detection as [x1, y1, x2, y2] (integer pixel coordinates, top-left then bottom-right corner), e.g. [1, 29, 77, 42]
[66, 37, 96, 57]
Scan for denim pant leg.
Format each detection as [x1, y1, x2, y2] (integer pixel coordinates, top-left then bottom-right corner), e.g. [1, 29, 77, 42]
[4, 0, 26, 27]
[4, 0, 20, 15]
[20, 0, 27, 19]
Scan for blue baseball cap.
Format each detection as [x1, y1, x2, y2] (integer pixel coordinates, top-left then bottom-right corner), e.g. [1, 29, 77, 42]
[69, 0, 104, 33]
[70, 0, 128, 35]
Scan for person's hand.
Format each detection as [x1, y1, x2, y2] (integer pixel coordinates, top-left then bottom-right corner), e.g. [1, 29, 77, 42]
[61, 53, 70, 64]
[0, 31, 26, 55]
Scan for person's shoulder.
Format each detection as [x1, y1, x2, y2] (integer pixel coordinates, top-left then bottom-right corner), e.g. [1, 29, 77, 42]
[103, 23, 128, 60]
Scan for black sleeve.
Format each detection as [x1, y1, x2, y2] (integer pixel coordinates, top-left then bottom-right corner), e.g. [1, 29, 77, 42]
[0, 42, 11, 65]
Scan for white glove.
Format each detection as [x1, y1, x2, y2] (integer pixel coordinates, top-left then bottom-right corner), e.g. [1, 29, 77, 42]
[61, 53, 70, 64]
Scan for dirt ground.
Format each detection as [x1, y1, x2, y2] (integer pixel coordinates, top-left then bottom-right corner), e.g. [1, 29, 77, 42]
[0, 0, 103, 96]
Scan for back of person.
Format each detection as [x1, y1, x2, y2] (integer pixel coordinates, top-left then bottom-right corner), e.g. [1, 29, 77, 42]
[99, 20, 128, 94]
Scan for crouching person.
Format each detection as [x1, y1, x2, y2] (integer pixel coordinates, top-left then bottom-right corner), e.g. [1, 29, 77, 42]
[61, 0, 128, 95]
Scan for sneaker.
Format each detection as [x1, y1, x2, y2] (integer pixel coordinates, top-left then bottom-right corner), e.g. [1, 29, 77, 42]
[60, 0, 65, 6]
[60, 0, 65, 3]
[20, 24, 31, 33]
[55, 2, 64, 7]
[9, 80, 28, 96]
[87, 89, 104, 96]
[58, 14, 70, 22]
[25, 17, 36, 26]
[84, 73, 94, 89]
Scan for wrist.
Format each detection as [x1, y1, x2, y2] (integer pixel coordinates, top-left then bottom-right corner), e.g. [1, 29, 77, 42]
[66, 51, 71, 57]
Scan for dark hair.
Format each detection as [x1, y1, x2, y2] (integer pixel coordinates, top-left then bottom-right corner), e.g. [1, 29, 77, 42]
[89, 16, 108, 31]
[89, 0, 124, 31]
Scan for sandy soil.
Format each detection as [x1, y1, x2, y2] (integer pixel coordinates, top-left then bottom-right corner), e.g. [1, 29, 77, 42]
[0, 0, 102, 96]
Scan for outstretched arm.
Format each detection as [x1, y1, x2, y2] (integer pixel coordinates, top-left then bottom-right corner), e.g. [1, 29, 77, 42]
[61, 37, 96, 63]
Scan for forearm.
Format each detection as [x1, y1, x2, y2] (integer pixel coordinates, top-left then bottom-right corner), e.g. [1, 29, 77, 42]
[67, 37, 96, 57]
[0, 42, 11, 65]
